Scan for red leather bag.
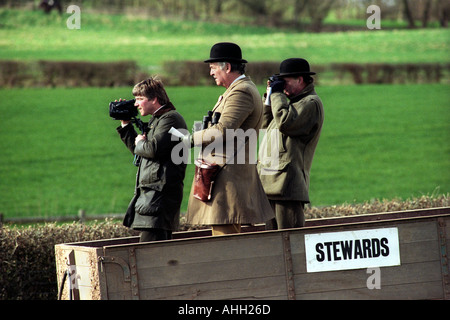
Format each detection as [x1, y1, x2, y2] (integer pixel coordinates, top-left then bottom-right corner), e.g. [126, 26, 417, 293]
[193, 158, 222, 202]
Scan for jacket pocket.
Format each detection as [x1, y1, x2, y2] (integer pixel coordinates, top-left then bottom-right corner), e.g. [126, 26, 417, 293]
[135, 186, 165, 216]
[258, 160, 291, 197]
[139, 159, 161, 186]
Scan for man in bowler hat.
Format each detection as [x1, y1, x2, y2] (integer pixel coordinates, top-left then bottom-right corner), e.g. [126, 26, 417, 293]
[186, 42, 274, 235]
[257, 58, 324, 229]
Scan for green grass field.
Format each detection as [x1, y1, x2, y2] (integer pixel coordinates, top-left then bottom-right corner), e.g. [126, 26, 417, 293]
[0, 9, 449, 219]
[0, 84, 448, 218]
[1, 9, 449, 69]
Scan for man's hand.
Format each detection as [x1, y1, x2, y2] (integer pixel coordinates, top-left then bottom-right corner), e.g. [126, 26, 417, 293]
[269, 76, 285, 93]
[135, 134, 146, 145]
[121, 120, 131, 127]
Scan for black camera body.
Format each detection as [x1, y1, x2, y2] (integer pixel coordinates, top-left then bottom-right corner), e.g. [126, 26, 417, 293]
[109, 98, 146, 167]
[109, 99, 137, 120]
[269, 75, 284, 84]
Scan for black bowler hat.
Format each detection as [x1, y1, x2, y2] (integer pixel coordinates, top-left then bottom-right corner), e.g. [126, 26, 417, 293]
[204, 42, 248, 64]
[276, 58, 316, 77]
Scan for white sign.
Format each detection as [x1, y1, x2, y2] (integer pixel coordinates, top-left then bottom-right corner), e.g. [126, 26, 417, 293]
[304, 227, 400, 272]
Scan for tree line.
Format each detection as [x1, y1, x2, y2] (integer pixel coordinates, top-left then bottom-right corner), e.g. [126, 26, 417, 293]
[1, 0, 448, 31]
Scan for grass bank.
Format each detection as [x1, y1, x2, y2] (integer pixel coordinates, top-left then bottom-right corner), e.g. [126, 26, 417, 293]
[1, 9, 449, 70]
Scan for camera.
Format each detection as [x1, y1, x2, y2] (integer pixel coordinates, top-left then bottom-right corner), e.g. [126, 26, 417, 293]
[269, 75, 284, 84]
[265, 76, 285, 106]
[109, 99, 137, 120]
[109, 98, 146, 167]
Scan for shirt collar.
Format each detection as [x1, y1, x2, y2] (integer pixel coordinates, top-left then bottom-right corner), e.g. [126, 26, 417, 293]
[231, 74, 246, 86]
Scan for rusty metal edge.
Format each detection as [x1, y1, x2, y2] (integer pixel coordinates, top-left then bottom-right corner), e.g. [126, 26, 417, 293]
[282, 232, 296, 300]
[67, 250, 80, 300]
[437, 217, 449, 300]
[129, 248, 140, 300]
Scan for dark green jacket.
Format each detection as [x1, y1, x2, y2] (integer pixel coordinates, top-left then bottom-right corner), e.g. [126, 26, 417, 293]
[118, 105, 187, 231]
[257, 83, 324, 202]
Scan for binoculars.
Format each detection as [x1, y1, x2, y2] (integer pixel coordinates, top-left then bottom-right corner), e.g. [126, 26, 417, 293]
[202, 111, 221, 129]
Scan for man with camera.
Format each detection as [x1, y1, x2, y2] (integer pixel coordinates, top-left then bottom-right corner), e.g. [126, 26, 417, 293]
[114, 77, 187, 242]
[185, 42, 274, 235]
[258, 58, 324, 230]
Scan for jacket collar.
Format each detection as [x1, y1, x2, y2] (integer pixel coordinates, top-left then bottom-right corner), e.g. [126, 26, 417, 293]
[224, 75, 248, 94]
[153, 101, 176, 117]
[212, 76, 250, 112]
[289, 83, 316, 103]
[230, 74, 246, 86]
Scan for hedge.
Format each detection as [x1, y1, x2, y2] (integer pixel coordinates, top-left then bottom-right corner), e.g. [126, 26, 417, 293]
[1, 194, 447, 300]
[330, 62, 450, 84]
[151, 61, 450, 86]
[0, 60, 145, 88]
[0, 220, 134, 300]
[0, 60, 448, 88]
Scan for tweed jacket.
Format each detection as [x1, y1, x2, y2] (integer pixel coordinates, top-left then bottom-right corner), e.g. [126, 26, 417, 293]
[257, 83, 324, 202]
[186, 76, 274, 225]
[118, 107, 187, 231]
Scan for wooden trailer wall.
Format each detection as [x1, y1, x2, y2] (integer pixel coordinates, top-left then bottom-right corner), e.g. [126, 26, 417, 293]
[55, 208, 449, 300]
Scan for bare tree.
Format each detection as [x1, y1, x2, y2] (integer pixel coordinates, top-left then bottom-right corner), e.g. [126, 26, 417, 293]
[293, 0, 309, 28]
[239, 0, 268, 16]
[421, 0, 433, 27]
[436, 0, 450, 27]
[307, 0, 335, 32]
[214, 0, 224, 15]
[402, 0, 416, 28]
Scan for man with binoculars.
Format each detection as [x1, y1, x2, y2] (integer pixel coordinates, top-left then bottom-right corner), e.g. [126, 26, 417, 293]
[258, 58, 324, 230]
[185, 42, 274, 236]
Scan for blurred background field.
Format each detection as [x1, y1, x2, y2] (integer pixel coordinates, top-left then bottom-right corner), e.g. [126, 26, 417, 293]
[1, 9, 449, 66]
[0, 1, 449, 221]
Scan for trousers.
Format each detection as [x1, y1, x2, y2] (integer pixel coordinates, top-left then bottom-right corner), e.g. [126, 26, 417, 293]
[265, 200, 305, 230]
[139, 228, 172, 242]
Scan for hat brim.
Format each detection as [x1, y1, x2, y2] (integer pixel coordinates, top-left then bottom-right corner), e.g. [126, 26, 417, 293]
[275, 71, 316, 77]
[204, 57, 248, 63]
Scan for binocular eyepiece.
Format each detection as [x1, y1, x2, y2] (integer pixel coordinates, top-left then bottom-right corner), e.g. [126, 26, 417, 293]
[202, 111, 221, 129]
